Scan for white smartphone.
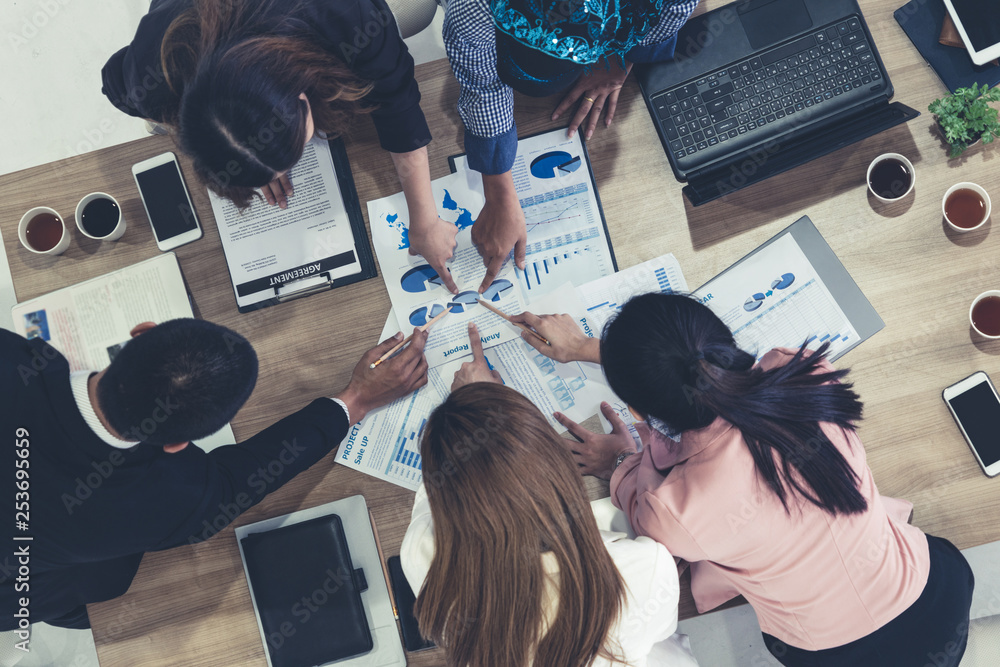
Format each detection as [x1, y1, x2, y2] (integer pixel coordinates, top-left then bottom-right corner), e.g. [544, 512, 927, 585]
[132, 152, 203, 251]
[943, 371, 1000, 477]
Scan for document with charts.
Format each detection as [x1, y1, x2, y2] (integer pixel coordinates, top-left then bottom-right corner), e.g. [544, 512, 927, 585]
[693, 233, 859, 360]
[450, 128, 617, 304]
[368, 169, 530, 369]
[335, 285, 615, 491]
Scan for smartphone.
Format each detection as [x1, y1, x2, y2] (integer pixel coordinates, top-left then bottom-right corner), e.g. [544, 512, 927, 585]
[386, 556, 435, 652]
[132, 152, 203, 251]
[943, 371, 1000, 477]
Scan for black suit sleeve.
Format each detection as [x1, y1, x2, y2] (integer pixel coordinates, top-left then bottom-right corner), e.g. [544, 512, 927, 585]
[310, 0, 432, 153]
[99, 0, 182, 122]
[151, 398, 350, 550]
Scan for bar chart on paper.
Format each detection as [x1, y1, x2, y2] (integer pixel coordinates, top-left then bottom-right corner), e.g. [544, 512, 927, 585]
[385, 417, 425, 487]
[517, 231, 615, 297]
[576, 254, 689, 332]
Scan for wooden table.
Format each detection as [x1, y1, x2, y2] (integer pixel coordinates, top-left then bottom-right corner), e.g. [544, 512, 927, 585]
[3, 0, 999, 664]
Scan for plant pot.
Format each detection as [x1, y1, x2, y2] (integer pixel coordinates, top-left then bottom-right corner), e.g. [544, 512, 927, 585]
[935, 121, 983, 158]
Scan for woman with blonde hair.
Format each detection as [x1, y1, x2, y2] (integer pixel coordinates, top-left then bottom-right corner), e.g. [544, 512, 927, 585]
[401, 332, 698, 666]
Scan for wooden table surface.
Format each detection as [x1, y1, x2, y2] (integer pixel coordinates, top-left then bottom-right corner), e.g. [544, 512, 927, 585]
[3, 0, 999, 664]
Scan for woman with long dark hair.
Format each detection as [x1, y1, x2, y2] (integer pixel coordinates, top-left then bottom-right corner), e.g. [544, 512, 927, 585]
[512, 293, 975, 666]
[444, 0, 698, 292]
[102, 0, 462, 291]
[401, 375, 699, 665]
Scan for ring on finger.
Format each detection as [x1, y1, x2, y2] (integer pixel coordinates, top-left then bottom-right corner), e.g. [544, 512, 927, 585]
[583, 96, 596, 103]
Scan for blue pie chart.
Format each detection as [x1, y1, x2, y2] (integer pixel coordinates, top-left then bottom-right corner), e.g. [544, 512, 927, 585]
[530, 151, 581, 179]
[744, 293, 766, 312]
[450, 291, 480, 313]
[771, 273, 795, 290]
[401, 264, 444, 293]
[482, 279, 513, 302]
[409, 303, 447, 327]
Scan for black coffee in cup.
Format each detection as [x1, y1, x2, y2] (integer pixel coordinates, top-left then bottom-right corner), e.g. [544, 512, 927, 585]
[868, 158, 912, 200]
[80, 197, 120, 238]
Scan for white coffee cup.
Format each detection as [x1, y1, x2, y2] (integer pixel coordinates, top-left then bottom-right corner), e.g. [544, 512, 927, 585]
[970, 290, 1000, 339]
[943, 182, 991, 233]
[75, 192, 126, 241]
[866, 153, 915, 202]
[18, 207, 71, 255]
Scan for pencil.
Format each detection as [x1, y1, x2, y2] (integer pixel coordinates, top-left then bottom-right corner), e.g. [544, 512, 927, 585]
[476, 299, 551, 346]
[370, 307, 450, 369]
[368, 509, 397, 620]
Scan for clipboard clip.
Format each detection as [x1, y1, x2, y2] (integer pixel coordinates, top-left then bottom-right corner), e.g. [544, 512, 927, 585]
[274, 272, 333, 303]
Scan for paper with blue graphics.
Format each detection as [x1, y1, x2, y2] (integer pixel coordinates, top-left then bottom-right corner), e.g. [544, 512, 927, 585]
[451, 129, 616, 304]
[693, 233, 859, 360]
[573, 253, 689, 445]
[335, 284, 616, 491]
[369, 169, 528, 368]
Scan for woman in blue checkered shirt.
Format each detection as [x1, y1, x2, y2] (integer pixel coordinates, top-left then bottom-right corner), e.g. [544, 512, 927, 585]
[444, 0, 699, 292]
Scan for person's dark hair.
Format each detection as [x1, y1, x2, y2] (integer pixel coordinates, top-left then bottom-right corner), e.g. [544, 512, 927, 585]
[97, 318, 258, 447]
[601, 293, 867, 516]
[416, 384, 625, 667]
[160, 0, 373, 208]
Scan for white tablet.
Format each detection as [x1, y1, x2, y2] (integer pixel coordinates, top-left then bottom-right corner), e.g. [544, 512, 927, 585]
[944, 0, 1000, 67]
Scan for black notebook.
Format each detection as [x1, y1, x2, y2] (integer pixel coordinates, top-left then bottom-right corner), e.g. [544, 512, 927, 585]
[240, 514, 372, 667]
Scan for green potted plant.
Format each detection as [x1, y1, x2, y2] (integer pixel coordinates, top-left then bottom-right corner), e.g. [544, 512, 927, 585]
[929, 83, 1000, 158]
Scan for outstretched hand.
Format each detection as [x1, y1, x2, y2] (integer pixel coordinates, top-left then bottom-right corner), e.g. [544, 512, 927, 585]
[555, 401, 638, 479]
[553, 58, 633, 140]
[473, 196, 527, 293]
[510, 312, 600, 364]
[452, 323, 503, 390]
[336, 330, 429, 423]
[408, 214, 459, 293]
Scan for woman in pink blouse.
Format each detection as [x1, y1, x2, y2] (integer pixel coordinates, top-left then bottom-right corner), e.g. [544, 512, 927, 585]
[514, 293, 974, 666]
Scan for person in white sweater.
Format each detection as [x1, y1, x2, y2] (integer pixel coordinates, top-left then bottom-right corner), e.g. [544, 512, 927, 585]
[400, 376, 698, 666]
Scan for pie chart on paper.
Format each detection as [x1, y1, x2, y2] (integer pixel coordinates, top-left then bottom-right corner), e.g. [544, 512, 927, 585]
[530, 151, 582, 179]
[481, 279, 514, 302]
[744, 293, 766, 312]
[400, 265, 444, 293]
[409, 303, 447, 327]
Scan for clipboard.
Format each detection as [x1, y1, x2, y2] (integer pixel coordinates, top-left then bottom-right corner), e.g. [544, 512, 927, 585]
[213, 138, 377, 314]
[448, 127, 619, 273]
[695, 215, 884, 362]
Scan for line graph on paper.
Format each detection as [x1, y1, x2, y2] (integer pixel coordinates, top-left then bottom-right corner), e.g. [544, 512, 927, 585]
[521, 183, 597, 242]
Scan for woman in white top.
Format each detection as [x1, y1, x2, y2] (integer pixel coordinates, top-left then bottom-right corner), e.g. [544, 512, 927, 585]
[400, 380, 698, 667]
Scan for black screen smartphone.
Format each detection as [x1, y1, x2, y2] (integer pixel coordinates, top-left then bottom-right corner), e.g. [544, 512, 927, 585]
[943, 371, 1000, 477]
[131, 152, 202, 251]
[387, 556, 435, 652]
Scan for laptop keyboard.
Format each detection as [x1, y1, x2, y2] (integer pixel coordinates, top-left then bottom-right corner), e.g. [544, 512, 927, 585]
[651, 16, 883, 162]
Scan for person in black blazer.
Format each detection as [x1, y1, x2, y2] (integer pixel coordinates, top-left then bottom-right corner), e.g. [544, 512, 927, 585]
[1, 318, 427, 631]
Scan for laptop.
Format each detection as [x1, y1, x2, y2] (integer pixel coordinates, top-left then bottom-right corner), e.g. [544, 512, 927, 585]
[636, 0, 920, 206]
